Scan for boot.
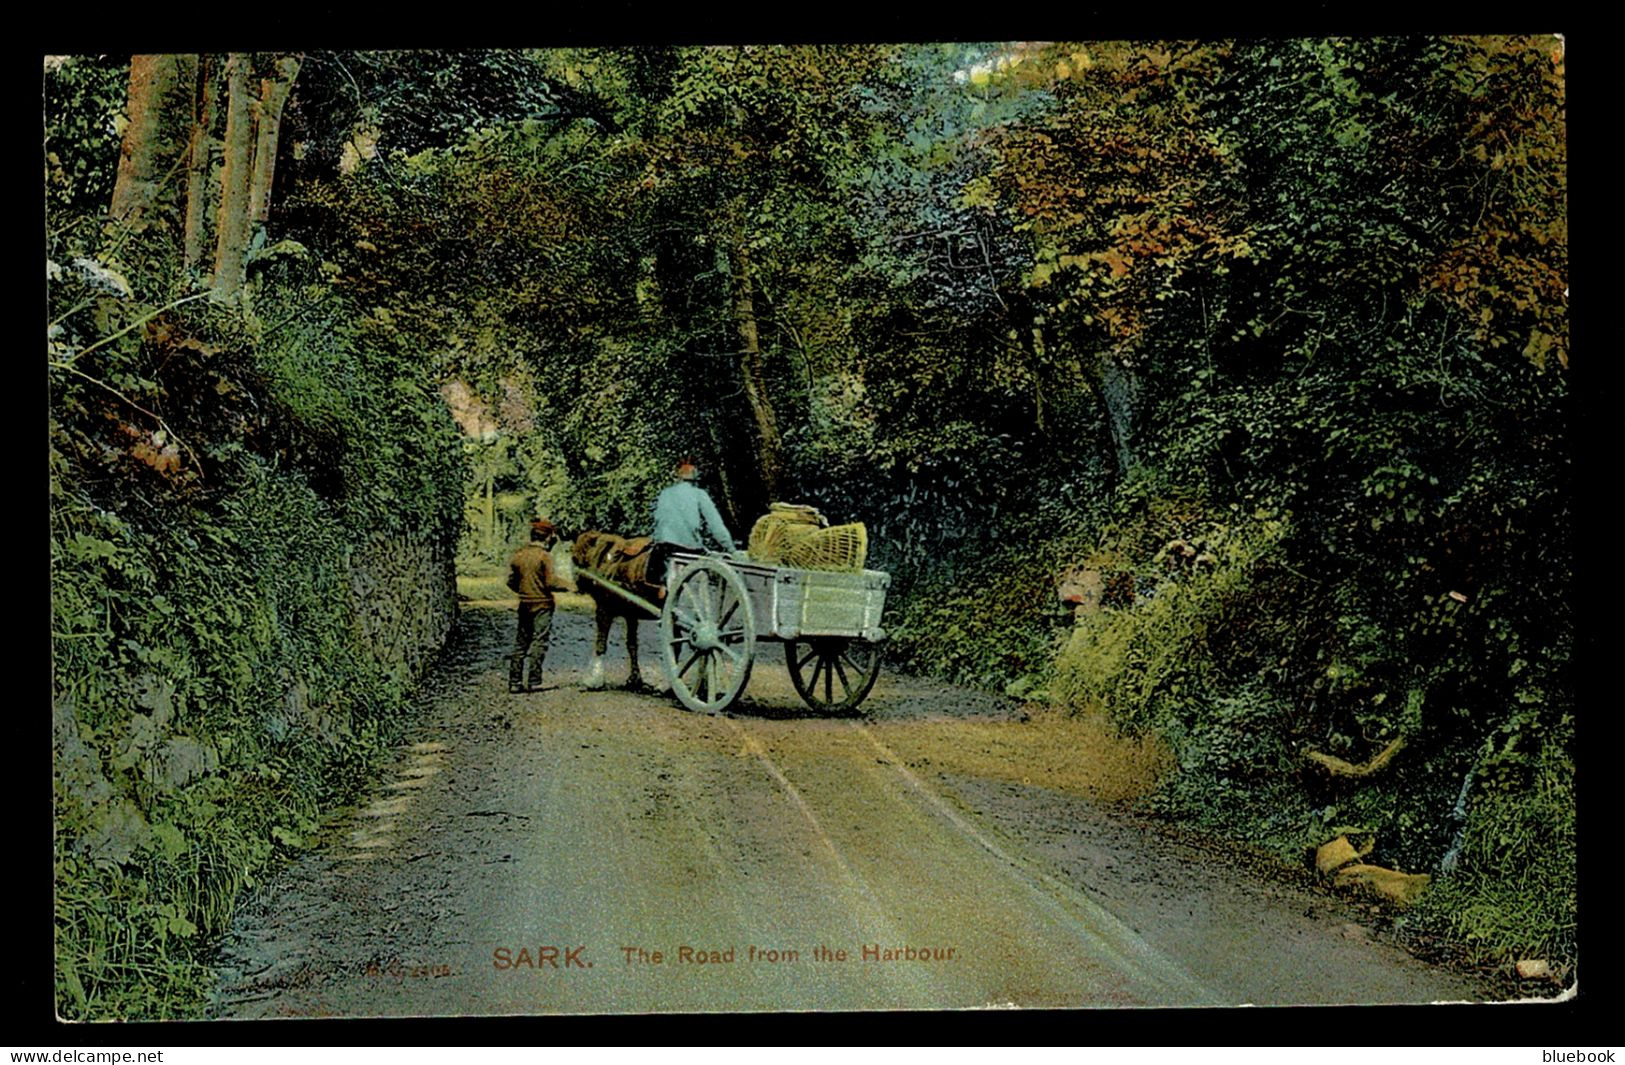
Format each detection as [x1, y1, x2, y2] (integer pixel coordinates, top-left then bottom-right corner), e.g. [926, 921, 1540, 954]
[508, 655, 525, 694]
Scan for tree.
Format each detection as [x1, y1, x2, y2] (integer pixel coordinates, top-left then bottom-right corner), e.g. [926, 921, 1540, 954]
[973, 42, 1246, 479]
[108, 54, 193, 228]
[209, 53, 303, 299]
[249, 55, 302, 226]
[210, 53, 255, 297]
[180, 54, 217, 269]
[604, 44, 901, 517]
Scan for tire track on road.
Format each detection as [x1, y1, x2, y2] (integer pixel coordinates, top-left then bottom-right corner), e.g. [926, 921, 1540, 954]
[717, 710, 1220, 1007]
[850, 721, 1221, 1006]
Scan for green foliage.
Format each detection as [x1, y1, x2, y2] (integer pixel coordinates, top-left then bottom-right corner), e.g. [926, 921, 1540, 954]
[885, 530, 1074, 692]
[1144, 682, 1307, 856]
[45, 55, 128, 216]
[964, 38, 1571, 962]
[284, 50, 563, 181]
[1051, 496, 1291, 731]
[1407, 734, 1576, 965]
[51, 406, 452, 1016]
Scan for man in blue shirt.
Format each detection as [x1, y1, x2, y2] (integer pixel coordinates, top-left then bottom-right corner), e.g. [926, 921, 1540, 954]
[647, 459, 734, 587]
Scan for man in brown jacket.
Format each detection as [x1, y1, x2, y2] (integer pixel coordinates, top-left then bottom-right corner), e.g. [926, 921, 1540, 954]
[507, 517, 569, 693]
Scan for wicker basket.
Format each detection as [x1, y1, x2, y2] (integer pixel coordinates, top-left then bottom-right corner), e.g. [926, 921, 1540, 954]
[780, 522, 868, 573]
[748, 503, 827, 563]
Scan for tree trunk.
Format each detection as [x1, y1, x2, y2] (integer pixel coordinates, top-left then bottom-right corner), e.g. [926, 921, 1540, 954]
[704, 411, 740, 534]
[1099, 358, 1140, 479]
[729, 219, 782, 509]
[109, 54, 192, 228]
[1018, 307, 1050, 437]
[483, 469, 495, 554]
[211, 53, 255, 299]
[248, 54, 302, 226]
[182, 55, 218, 270]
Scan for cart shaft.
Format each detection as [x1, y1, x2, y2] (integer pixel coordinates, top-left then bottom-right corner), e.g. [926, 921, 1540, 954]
[574, 566, 661, 617]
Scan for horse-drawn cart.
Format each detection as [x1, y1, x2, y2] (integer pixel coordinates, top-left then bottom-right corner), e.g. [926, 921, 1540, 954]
[575, 550, 890, 715]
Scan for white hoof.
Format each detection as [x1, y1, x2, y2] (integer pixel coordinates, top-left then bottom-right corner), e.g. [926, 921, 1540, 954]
[583, 659, 606, 690]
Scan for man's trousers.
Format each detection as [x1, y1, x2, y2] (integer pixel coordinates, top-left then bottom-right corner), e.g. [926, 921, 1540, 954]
[510, 603, 554, 691]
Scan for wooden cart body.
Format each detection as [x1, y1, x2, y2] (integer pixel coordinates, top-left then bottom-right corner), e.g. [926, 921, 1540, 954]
[574, 548, 889, 714]
[667, 551, 889, 643]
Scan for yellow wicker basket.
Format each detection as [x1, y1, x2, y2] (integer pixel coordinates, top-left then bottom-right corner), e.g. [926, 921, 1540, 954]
[780, 522, 868, 573]
[748, 503, 826, 563]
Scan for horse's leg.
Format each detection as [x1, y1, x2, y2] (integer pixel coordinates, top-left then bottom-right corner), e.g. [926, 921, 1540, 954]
[585, 601, 610, 690]
[625, 614, 646, 690]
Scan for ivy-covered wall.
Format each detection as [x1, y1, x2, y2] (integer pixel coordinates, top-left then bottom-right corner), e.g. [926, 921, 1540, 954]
[52, 450, 460, 1019]
[49, 243, 465, 1020]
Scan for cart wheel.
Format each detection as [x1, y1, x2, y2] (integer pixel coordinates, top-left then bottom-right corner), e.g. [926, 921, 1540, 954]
[660, 557, 755, 713]
[786, 638, 882, 715]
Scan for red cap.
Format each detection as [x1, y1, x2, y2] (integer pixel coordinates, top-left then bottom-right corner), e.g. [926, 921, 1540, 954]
[530, 517, 555, 535]
[674, 460, 699, 481]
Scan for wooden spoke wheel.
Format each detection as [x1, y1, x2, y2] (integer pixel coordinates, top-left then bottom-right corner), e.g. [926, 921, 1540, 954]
[660, 557, 755, 713]
[786, 637, 882, 715]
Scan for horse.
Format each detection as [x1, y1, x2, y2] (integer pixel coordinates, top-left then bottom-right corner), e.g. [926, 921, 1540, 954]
[570, 530, 664, 691]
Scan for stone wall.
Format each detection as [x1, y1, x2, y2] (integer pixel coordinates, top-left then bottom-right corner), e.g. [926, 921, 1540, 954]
[53, 527, 458, 871]
[346, 531, 458, 693]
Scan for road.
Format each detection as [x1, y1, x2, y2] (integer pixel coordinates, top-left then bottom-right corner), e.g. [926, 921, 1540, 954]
[211, 601, 1498, 1018]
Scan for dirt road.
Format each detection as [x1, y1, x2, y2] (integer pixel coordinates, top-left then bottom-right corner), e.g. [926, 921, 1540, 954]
[211, 601, 1498, 1018]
